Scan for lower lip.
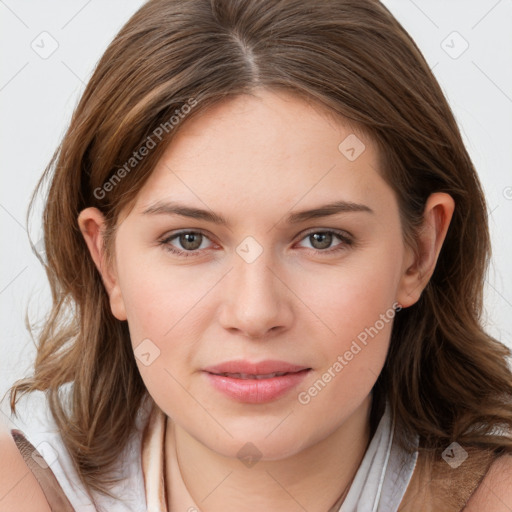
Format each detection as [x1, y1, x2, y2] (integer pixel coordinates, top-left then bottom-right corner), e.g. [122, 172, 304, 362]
[203, 369, 311, 403]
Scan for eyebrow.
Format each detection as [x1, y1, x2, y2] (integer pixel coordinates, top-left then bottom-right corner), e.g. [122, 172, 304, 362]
[141, 199, 374, 226]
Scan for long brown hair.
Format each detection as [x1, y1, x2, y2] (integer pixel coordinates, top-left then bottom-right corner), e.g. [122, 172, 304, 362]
[7, 0, 512, 499]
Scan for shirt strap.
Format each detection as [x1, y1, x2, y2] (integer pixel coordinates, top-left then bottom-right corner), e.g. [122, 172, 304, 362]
[10, 429, 75, 512]
[399, 444, 499, 511]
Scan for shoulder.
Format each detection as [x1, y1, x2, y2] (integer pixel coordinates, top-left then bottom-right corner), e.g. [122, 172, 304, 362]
[0, 424, 51, 512]
[465, 453, 512, 511]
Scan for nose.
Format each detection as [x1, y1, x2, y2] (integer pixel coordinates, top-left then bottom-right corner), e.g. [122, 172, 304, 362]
[218, 250, 294, 340]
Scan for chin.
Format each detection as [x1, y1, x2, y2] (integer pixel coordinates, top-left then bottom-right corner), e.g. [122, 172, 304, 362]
[198, 422, 312, 462]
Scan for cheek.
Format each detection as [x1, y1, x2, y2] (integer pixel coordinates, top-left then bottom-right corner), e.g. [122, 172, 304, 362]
[291, 243, 402, 403]
[293, 246, 402, 339]
[114, 250, 226, 402]
[292, 258, 400, 420]
[117, 256, 209, 410]
[115, 246, 215, 338]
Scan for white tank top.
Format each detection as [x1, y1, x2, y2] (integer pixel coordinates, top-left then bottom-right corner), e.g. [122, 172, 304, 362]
[10, 391, 418, 511]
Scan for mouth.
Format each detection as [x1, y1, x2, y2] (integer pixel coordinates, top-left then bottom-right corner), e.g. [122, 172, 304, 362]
[202, 359, 311, 376]
[207, 370, 310, 380]
[202, 361, 312, 403]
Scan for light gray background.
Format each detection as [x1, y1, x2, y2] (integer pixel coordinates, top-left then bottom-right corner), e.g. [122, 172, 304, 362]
[1, 0, 511, 413]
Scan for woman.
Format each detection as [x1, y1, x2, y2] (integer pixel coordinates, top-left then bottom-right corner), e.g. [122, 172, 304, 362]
[1, 0, 512, 510]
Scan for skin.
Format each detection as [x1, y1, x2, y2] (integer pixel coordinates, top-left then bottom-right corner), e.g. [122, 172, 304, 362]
[78, 89, 456, 511]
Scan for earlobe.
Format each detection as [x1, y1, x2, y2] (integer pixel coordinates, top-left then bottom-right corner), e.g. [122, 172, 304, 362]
[77, 207, 127, 321]
[396, 193, 455, 308]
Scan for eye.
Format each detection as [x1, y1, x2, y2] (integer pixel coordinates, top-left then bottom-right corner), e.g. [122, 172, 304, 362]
[296, 230, 353, 254]
[159, 231, 214, 257]
[158, 228, 354, 258]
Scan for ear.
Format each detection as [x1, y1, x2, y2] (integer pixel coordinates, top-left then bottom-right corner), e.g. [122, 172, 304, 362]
[396, 192, 455, 308]
[77, 207, 127, 321]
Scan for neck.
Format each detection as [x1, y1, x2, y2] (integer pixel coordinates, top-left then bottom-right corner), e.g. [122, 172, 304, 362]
[166, 395, 373, 512]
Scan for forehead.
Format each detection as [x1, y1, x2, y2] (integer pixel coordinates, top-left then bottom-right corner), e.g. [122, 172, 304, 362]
[131, 89, 393, 221]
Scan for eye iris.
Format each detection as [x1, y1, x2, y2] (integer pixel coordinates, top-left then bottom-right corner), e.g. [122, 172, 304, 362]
[172, 232, 341, 252]
[310, 232, 332, 250]
[180, 232, 202, 250]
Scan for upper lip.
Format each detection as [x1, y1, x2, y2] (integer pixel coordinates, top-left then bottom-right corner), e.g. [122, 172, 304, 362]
[203, 360, 311, 375]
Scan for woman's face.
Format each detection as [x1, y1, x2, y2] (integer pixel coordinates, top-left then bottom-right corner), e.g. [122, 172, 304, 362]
[103, 89, 417, 459]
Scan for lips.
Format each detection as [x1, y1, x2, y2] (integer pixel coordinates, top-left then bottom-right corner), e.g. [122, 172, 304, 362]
[202, 360, 312, 403]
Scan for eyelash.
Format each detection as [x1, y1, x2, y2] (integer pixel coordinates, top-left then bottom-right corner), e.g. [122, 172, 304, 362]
[158, 229, 354, 258]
